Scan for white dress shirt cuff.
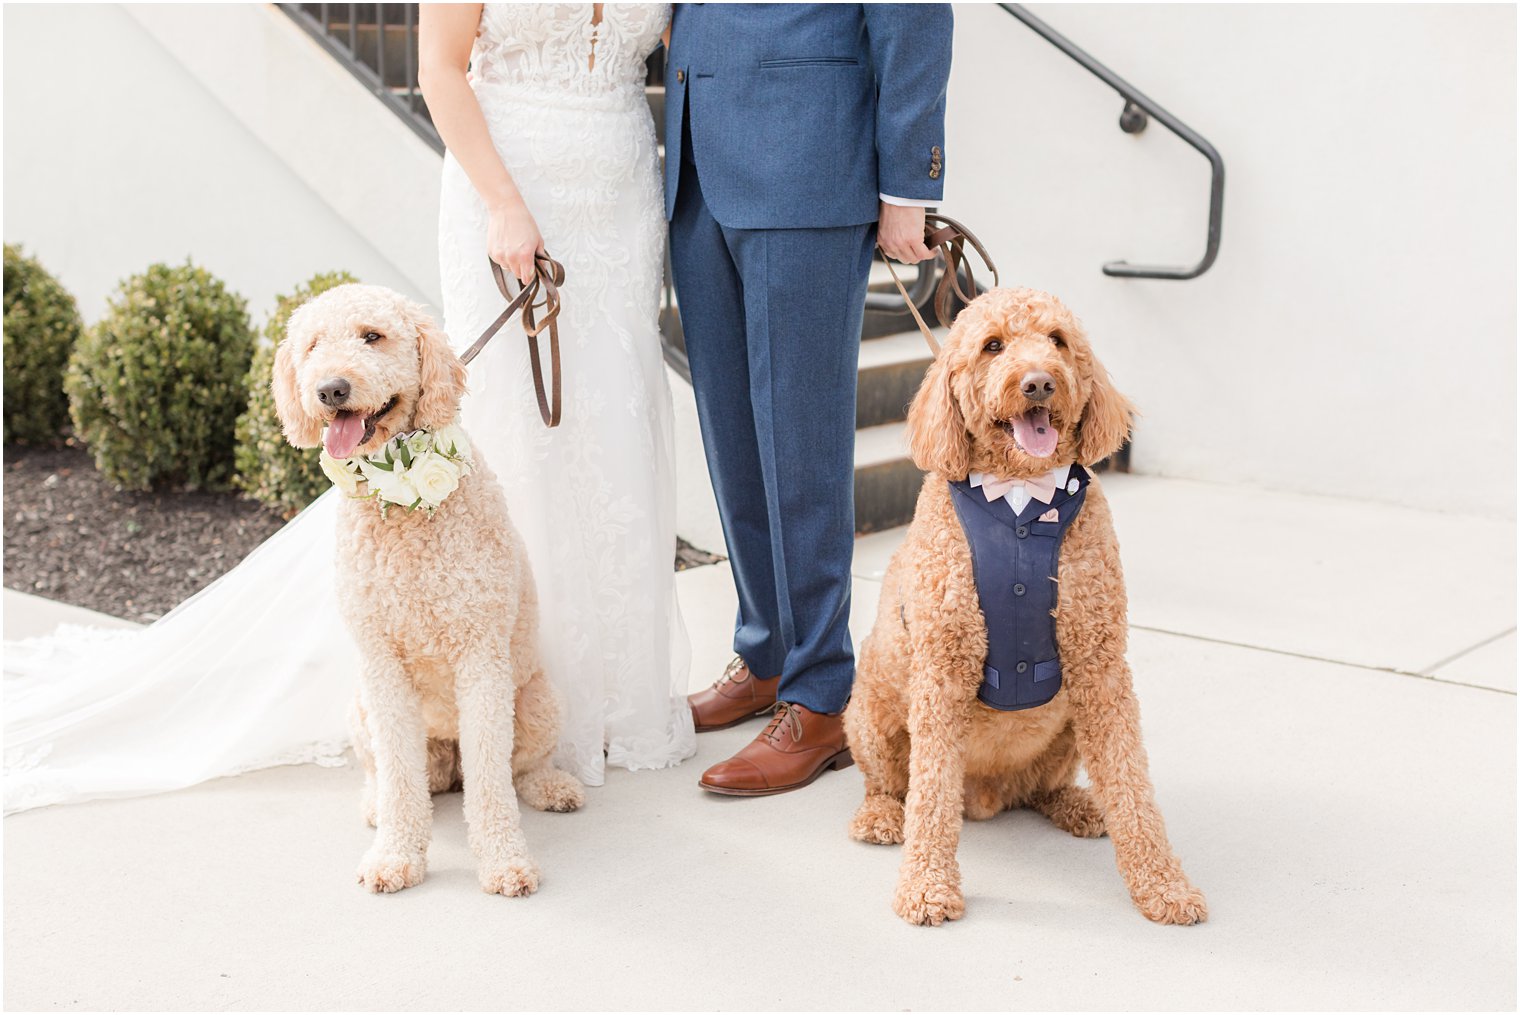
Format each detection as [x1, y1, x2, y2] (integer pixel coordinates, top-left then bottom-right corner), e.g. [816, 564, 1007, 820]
[879, 193, 938, 208]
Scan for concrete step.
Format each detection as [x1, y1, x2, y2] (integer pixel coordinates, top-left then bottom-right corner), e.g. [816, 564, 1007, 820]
[856, 329, 936, 429]
[853, 421, 922, 534]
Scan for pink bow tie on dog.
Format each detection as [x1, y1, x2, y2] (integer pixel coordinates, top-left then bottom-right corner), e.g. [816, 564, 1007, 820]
[981, 473, 1058, 505]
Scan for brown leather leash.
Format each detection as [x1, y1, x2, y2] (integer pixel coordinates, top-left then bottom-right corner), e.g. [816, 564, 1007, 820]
[879, 213, 1000, 358]
[454, 217, 990, 428]
[458, 252, 566, 428]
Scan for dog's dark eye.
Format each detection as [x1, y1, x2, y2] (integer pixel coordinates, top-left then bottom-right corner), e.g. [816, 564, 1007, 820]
[982, 339, 1004, 354]
[363, 330, 383, 344]
[1049, 331, 1066, 348]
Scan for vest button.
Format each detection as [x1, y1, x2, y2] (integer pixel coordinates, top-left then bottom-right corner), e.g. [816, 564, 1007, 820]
[676, 69, 686, 84]
[1016, 525, 1029, 538]
[1013, 583, 1026, 596]
[1016, 661, 1029, 674]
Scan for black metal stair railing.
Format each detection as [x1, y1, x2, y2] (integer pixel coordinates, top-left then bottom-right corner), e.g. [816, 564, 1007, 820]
[278, 5, 1222, 283]
[273, 1, 1222, 399]
[1000, 3, 1225, 280]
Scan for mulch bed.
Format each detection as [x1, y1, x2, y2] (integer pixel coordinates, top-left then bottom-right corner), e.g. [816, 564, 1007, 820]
[4, 442, 722, 624]
[3, 443, 286, 623]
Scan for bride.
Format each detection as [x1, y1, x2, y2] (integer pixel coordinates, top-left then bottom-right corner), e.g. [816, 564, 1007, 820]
[4, 2, 692, 812]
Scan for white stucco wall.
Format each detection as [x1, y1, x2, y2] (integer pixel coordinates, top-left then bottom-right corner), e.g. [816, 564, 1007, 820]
[944, 3, 1516, 517]
[2, 3, 441, 327]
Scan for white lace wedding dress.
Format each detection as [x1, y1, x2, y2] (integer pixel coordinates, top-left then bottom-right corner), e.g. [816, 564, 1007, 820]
[3, 2, 692, 813]
[441, 2, 692, 785]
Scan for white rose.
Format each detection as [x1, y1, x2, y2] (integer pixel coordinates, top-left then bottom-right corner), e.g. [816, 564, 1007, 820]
[403, 430, 431, 458]
[409, 450, 462, 508]
[320, 450, 363, 496]
[358, 458, 420, 508]
[434, 423, 471, 461]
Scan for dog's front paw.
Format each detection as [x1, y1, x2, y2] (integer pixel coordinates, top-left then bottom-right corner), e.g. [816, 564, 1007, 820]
[480, 860, 541, 897]
[1131, 870, 1208, 925]
[518, 766, 584, 813]
[849, 795, 904, 844]
[893, 867, 965, 926]
[356, 850, 426, 893]
[1031, 785, 1107, 838]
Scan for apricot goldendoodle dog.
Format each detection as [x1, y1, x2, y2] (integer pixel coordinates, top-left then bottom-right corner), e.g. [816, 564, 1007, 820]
[272, 284, 582, 896]
[844, 287, 1207, 927]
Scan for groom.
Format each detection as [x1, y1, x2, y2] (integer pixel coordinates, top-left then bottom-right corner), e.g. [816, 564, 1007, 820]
[666, 4, 953, 796]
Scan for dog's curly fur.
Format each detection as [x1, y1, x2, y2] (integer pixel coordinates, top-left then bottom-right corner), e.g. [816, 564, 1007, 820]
[844, 287, 1206, 927]
[273, 283, 583, 897]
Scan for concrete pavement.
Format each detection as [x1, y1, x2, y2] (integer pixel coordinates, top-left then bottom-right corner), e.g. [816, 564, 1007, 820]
[4, 473, 1515, 1010]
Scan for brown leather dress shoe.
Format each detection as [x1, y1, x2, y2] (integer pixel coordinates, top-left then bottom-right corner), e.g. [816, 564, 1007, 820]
[698, 702, 853, 797]
[688, 656, 780, 732]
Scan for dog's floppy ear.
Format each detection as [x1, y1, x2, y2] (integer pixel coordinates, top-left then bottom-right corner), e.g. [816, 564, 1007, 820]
[270, 335, 323, 449]
[411, 302, 468, 432]
[907, 353, 972, 480]
[1076, 353, 1136, 467]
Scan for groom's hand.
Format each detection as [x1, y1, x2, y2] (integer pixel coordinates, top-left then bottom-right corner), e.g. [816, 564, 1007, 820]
[878, 202, 933, 264]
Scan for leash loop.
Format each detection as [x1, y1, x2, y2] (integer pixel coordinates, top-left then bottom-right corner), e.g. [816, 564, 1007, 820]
[878, 213, 1001, 360]
[459, 253, 565, 428]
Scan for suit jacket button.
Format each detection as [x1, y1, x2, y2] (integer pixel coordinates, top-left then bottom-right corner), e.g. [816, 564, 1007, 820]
[929, 167, 941, 179]
[676, 69, 686, 84]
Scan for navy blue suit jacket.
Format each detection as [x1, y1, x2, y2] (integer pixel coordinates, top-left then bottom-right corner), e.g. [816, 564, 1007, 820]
[664, 3, 953, 229]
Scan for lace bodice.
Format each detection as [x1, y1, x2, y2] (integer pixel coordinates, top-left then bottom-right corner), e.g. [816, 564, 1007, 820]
[472, 3, 670, 99]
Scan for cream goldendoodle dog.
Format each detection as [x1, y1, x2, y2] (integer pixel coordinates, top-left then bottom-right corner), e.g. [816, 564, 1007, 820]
[272, 283, 582, 897]
[844, 287, 1206, 927]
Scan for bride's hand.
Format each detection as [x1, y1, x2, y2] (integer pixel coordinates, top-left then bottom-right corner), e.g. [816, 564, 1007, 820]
[487, 200, 546, 285]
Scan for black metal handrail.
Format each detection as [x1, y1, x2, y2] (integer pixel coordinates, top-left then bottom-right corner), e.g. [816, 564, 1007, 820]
[280, 4, 443, 153]
[1000, 4, 1224, 280]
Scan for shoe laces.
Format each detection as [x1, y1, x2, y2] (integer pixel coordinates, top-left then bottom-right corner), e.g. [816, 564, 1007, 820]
[761, 701, 804, 744]
[714, 656, 749, 689]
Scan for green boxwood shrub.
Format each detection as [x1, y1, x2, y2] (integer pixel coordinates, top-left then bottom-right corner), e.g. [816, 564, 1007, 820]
[65, 261, 254, 490]
[3, 244, 84, 446]
[234, 270, 358, 516]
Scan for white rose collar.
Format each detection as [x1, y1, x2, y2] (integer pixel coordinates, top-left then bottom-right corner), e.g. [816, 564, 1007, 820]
[319, 422, 474, 517]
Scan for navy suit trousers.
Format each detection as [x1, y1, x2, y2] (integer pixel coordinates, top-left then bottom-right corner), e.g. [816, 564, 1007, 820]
[669, 113, 873, 715]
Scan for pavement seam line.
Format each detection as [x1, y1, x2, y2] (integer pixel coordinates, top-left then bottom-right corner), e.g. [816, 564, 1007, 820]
[1130, 624, 1518, 696]
[1418, 626, 1518, 675]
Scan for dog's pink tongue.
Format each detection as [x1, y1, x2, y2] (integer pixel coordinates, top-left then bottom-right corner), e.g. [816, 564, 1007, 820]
[1012, 407, 1058, 458]
[324, 412, 365, 460]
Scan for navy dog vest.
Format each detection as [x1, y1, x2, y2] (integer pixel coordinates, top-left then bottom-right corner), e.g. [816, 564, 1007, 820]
[947, 466, 1090, 711]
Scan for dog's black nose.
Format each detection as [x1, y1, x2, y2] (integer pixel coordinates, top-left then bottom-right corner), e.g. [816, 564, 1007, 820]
[317, 378, 352, 406]
[1021, 371, 1056, 403]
